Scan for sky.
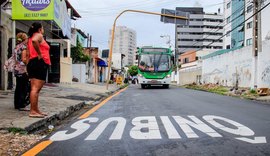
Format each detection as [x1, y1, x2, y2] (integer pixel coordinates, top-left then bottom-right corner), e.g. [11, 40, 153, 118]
[69, 0, 224, 50]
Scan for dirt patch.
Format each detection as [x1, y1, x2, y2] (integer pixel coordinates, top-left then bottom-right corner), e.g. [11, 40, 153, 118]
[0, 130, 43, 156]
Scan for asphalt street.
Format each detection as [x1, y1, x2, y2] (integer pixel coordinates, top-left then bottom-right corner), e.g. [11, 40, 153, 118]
[36, 85, 270, 156]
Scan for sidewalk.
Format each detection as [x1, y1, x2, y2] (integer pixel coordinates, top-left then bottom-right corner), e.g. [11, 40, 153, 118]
[170, 83, 270, 103]
[0, 83, 119, 132]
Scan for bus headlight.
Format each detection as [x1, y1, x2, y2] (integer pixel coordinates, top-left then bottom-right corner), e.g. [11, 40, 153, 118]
[166, 74, 171, 78]
[138, 74, 143, 77]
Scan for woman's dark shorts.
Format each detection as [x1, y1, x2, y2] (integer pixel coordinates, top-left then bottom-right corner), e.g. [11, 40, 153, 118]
[27, 57, 49, 81]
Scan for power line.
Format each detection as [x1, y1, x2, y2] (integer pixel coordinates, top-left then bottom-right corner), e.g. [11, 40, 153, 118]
[195, 1, 270, 53]
[78, 0, 184, 17]
[178, 0, 253, 53]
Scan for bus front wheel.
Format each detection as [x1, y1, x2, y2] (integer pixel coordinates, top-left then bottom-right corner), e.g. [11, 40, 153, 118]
[163, 84, 169, 89]
[141, 84, 146, 89]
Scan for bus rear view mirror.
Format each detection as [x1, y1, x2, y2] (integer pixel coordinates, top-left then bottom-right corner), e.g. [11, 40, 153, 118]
[171, 56, 175, 65]
[135, 55, 138, 60]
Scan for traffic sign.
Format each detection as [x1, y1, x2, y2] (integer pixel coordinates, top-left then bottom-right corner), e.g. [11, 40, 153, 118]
[160, 9, 189, 25]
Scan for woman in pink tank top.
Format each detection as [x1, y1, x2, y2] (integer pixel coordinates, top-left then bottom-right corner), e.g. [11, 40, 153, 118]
[27, 22, 50, 118]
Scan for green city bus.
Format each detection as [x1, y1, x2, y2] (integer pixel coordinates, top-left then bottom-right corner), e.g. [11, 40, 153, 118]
[137, 46, 173, 89]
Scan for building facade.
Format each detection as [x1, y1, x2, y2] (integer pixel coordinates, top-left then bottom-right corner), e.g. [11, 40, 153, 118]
[224, 0, 270, 49]
[109, 26, 137, 67]
[223, 0, 246, 49]
[175, 7, 224, 54]
[0, 0, 81, 90]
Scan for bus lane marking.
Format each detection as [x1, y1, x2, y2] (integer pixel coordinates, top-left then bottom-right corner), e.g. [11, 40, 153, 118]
[23, 88, 127, 155]
[49, 115, 267, 144]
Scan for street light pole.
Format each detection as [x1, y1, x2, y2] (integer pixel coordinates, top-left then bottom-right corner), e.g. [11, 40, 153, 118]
[106, 9, 187, 90]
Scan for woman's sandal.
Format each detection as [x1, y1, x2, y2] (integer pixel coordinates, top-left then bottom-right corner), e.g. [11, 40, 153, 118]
[29, 114, 45, 118]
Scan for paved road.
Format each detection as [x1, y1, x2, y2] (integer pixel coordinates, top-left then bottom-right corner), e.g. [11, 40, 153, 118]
[37, 85, 270, 156]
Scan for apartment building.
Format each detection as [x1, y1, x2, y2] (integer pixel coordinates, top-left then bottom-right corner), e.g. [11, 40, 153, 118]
[175, 7, 224, 54]
[109, 26, 137, 67]
[223, 0, 270, 49]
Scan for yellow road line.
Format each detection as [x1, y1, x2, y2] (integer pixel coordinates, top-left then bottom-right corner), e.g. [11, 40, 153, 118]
[79, 87, 127, 119]
[22, 140, 52, 156]
[23, 87, 127, 156]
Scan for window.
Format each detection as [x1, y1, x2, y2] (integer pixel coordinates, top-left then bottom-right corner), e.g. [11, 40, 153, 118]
[227, 2, 231, 9]
[226, 45, 231, 49]
[183, 58, 189, 63]
[247, 21, 252, 29]
[246, 38, 253, 46]
[247, 5, 253, 13]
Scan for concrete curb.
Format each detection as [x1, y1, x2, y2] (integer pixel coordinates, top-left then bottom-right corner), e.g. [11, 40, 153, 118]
[24, 89, 120, 133]
[179, 86, 270, 104]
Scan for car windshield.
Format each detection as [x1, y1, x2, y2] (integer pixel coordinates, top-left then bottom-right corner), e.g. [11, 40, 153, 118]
[138, 54, 170, 72]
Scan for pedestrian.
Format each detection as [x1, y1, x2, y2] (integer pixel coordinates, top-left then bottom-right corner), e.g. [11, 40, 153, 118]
[14, 32, 30, 111]
[27, 22, 50, 118]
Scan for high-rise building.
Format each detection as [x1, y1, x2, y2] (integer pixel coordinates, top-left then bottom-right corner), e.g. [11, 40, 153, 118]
[223, 0, 246, 49]
[109, 26, 137, 67]
[222, 0, 270, 49]
[175, 7, 224, 54]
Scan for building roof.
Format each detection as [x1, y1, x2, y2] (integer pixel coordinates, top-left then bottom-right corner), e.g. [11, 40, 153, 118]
[65, 0, 81, 18]
[202, 47, 242, 60]
[180, 50, 196, 57]
[75, 28, 88, 38]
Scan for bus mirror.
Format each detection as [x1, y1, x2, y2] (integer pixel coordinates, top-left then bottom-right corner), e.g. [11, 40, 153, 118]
[171, 56, 175, 65]
[135, 55, 138, 60]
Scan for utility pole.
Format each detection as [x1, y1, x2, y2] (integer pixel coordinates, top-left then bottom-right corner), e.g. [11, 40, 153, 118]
[252, 0, 259, 89]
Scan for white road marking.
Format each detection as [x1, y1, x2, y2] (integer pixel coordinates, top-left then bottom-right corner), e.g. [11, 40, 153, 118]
[173, 116, 222, 138]
[130, 116, 162, 139]
[50, 117, 98, 141]
[49, 115, 267, 144]
[203, 115, 255, 136]
[85, 117, 126, 140]
[235, 137, 267, 144]
[160, 116, 181, 139]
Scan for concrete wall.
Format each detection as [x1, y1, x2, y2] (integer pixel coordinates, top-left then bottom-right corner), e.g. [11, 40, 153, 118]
[202, 40, 270, 88]
[202, 45, 253, 87]
[258, 40, 270, 88]
[112, 53, 122, 70]
[0, 11, 12, 90]
[60, 57, 73, 84]
[72, 63, 86, 83]
[179, 67, 202, 86]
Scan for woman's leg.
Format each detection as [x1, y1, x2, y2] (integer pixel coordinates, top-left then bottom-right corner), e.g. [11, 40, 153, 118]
[14, 76, 21, 109]
[29, 78, 45, 116]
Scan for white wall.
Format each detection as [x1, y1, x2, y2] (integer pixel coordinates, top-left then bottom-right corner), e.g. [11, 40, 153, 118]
[72, 64, 86, 83]
[261, 0, 270, 41]
[258, 40, 270, 88]
[112, 53, 122, 70]
[202, 40, 270, 88]
[202, 46, 253, 87]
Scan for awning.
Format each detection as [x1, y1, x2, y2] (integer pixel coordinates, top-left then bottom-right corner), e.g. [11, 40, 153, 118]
[97, 59, 108, 67]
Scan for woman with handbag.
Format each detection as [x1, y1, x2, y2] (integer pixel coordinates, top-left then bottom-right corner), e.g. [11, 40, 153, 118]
[13, 32, 30, 111]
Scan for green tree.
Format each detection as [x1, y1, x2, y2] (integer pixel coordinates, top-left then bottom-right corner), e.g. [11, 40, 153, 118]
[128, 65, 138, 76]
[71, 37, 90, 63]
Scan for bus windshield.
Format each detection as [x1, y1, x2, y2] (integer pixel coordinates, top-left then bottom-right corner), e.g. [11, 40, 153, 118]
[138, 54, 171, 72]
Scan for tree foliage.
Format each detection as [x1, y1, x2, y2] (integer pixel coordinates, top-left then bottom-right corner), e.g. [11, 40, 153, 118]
[128, 65, 138, 76]
[71, 38, 90, 63]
